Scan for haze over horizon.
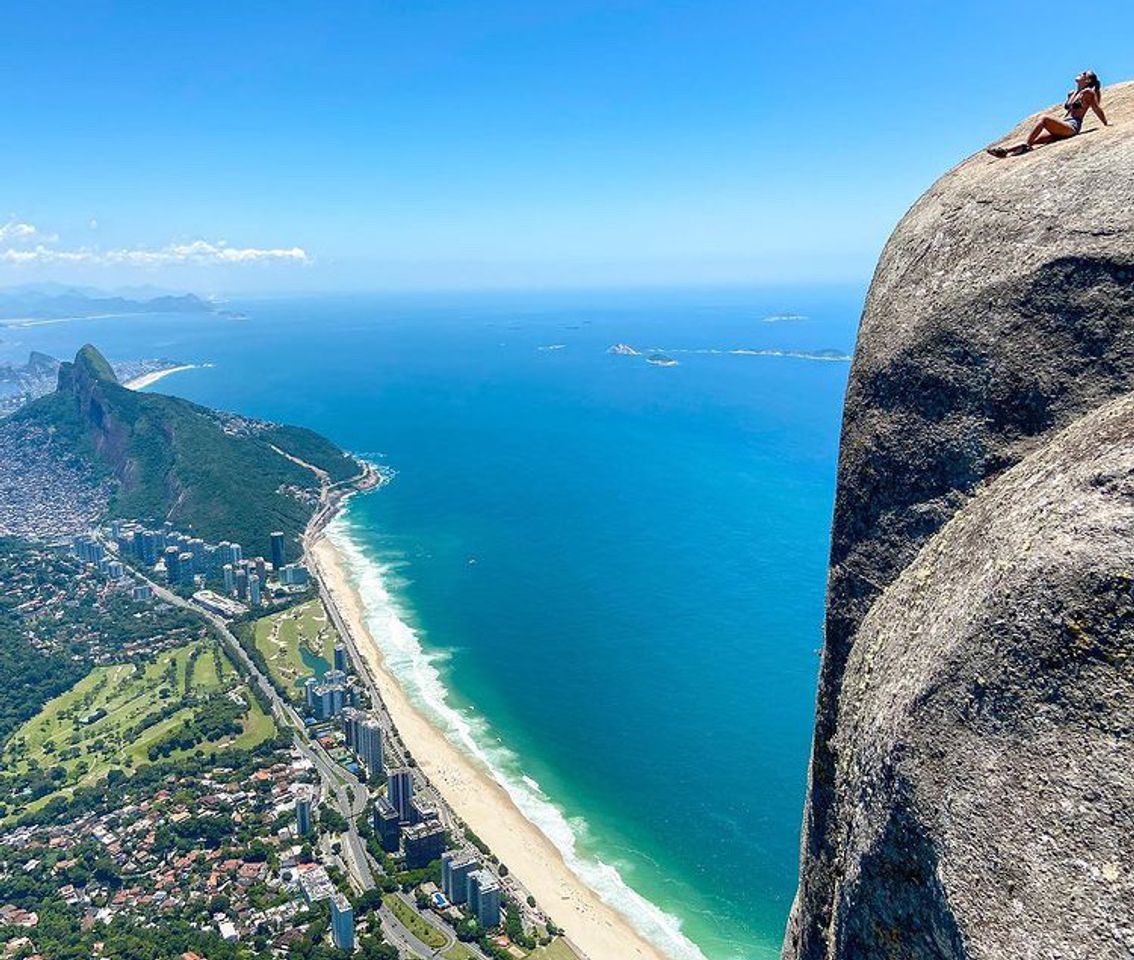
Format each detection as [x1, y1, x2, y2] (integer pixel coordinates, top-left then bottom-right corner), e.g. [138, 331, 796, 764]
[2, 0, 1132, 294]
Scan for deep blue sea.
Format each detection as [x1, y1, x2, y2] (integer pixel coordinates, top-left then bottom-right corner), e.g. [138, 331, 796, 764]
[1, 287, 859, 960]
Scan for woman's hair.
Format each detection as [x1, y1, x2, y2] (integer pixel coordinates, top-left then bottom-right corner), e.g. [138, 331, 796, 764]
[1085, 71, 1102, 100]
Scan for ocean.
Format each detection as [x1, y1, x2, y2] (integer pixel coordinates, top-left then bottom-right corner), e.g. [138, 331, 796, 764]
[1, 286, 859, 960]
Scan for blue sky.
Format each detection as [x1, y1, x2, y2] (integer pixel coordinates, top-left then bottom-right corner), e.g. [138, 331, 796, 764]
[1, 1, 1131, 292]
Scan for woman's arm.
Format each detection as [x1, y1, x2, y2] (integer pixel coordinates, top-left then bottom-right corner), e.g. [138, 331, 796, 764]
[1087, 90, 1108, 125]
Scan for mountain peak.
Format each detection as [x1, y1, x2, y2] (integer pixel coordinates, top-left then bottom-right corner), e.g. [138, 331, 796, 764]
[73, 344, 118, 384]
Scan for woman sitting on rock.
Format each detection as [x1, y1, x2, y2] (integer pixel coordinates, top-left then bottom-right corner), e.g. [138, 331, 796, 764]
[988, 71, 1108, 157]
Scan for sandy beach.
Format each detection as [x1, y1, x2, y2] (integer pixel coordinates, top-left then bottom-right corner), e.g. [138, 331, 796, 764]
[311, 533, 670, 960]
[123, 364, 203, 390]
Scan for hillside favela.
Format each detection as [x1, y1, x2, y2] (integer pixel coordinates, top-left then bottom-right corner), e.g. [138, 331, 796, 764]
[1, 6, 1132, 960]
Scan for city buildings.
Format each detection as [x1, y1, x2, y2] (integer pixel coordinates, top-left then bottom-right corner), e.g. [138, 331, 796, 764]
[388, 767, 414, 823]
[294, 784, 315, 837]
[330, 892, 355, 950]
[342, 707, 361, 748]
[441, 851, 478, 905]
[72, 536, 105, 565]
[357, 717, 383, 778]
[271, 531, 285, 570]
[333, 643, 347, 672]
[410, 799, 439, 825]
[191, 590, 247, 620]
[0, 419, 110, 539]
[308, 682, 344, 721]
[402, 822, 446, 869]
[278, 563, 310, 587]
[304, 668, 350, 720]
[138, 530, 160, 564]
[372, 797, 401, 853]
[297, 863, 336, 903]
[190, 537, 206, 571]
[468, 868, 502, 929]
[342, 708, 383, 778]
[164, 545, 180, 584]
[100, 519, 314, 613]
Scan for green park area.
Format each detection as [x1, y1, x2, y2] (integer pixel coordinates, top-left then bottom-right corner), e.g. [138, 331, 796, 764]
[385, 893, 450, 950]
[529, 940, 584, 960]
[251, 598, 340, 701]
[1, 638, 274, 817]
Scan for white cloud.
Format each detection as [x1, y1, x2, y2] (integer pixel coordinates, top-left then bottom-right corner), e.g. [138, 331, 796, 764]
[0, 221, 57, 244]
[0, 237, 310, 267]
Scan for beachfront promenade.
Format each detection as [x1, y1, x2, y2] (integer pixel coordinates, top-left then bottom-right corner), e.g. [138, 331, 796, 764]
[102, 448, 565, 954]
[298, 457, 572, 948]
[91, 437, 659, 959]
[117, 442, 661, 960]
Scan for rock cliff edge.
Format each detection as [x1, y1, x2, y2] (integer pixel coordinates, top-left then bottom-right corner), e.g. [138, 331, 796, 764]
[786, 82, 1134, 960]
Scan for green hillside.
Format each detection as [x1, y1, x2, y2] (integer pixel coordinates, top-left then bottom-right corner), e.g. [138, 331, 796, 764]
[14, 344, 358, 554]
[261, 423, 361, 483]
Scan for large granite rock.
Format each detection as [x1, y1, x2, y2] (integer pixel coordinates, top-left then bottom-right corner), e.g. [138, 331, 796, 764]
[787, 82, 1134, 959]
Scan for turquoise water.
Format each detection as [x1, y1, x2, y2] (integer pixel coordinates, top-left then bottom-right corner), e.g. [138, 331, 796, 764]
[1, 287, 858, 959]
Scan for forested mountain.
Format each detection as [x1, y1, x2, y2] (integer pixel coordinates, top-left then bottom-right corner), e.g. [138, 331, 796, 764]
[13, 345, 359, 552]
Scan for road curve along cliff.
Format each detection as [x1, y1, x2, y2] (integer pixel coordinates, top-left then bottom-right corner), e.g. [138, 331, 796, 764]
[787, 81, 1134, 960]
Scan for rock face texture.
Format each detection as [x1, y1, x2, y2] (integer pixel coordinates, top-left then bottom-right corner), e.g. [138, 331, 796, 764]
[786, 83, 1134, 959]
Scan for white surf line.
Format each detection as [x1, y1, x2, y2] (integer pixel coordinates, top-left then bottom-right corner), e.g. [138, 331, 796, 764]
[328, 518, 711, 960]
[646, 347, 851, 362]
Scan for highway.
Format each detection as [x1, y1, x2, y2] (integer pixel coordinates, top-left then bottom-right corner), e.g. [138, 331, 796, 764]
[125, 567, 378, 895]
[378, 891, 457, 959]
[98, 454, 574, 956]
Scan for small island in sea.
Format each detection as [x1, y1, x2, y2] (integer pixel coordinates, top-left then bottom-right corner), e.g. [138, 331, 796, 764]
[646, 353, 679, 367]
[728, 347, 851, 362]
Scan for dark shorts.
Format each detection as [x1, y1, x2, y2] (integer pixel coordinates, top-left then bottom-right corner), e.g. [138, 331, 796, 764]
[1064, 115, 1083, 134]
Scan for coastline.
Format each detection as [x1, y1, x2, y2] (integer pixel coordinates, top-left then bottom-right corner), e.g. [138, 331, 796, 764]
[310, 529, 674, 960]
[123, 363, 205, 390]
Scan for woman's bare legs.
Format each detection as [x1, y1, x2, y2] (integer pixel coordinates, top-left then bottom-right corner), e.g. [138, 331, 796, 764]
[1027, 116, 1077, 146]
[989, 116, 1078, 157]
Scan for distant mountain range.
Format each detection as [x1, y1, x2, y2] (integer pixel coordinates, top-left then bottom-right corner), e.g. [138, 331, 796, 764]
[12, 345, 361, 553]
[0, 286, 220, 321]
